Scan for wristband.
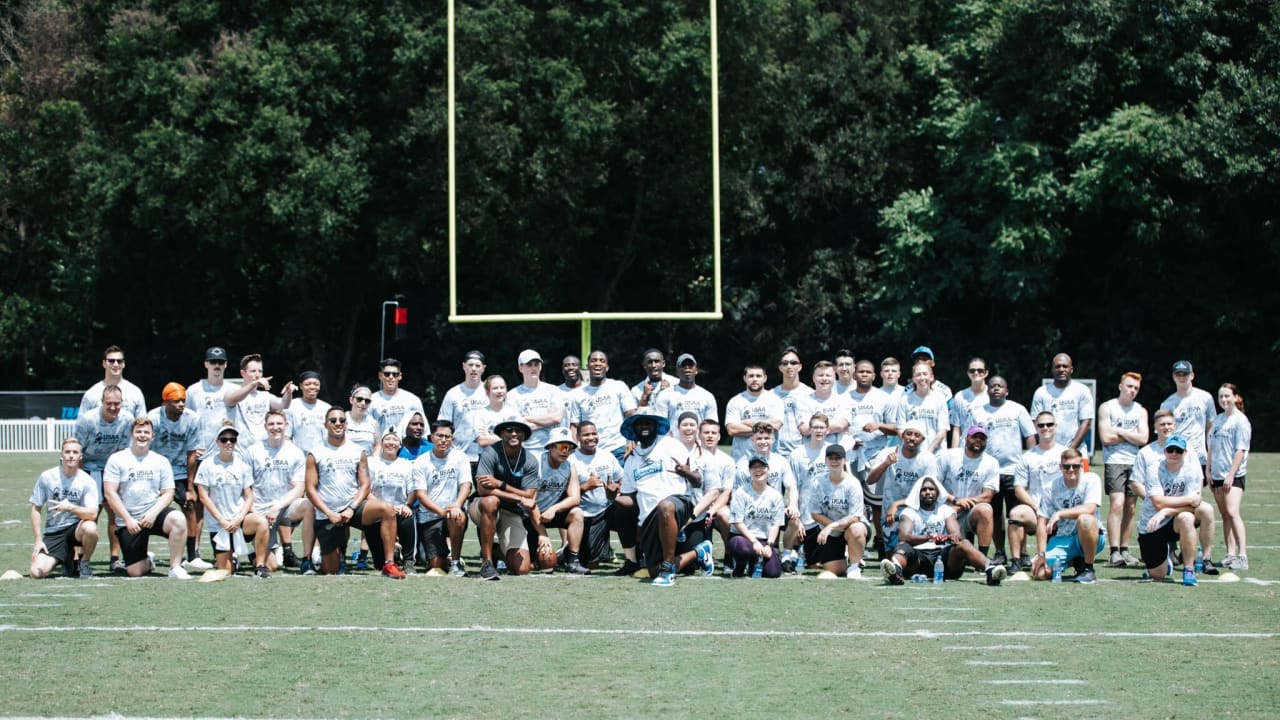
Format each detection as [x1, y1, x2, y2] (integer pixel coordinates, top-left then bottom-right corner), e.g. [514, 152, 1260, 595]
[500, 481, 508, 491]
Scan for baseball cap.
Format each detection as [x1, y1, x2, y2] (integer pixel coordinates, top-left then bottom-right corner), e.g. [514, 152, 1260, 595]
[824, 444, 847, 459]
[747, 455, 769, 467]
[1165, 434, 1188, 451]
[676, 353, 698, 366]
[518, 349, 543, 365]
[161, 382, 186, 402]
[966, 424, 989, 438]
[205, 346, 228, 362]
[1172, 360, 1193, 374]
[911, 345, 934, 360]
[464, 350, 486, 363]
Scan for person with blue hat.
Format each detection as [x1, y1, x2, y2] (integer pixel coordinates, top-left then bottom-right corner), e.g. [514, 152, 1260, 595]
[1136, 433, 1206, 586]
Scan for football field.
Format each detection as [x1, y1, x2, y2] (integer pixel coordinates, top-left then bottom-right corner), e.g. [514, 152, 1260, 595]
[0, 452, 1276, 719]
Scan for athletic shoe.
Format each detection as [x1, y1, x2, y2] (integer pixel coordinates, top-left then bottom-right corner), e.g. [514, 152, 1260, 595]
[612, 559, 643, 576]
[110, 557, 126, 575]
[254, 565, 270, 579]
[846, 565, 863, 580]
[780, 549, 799, 574]
[1222, 554, 1238, 570]
[300, 560, 317, 576]
[182, 556, 213, 571]
[1108, 549, 1125, 567]
[1075, 568, 1097, 584]
[991, 550, 1008, 567]
[1235, 556, 1249, 570]
[1182, 568, 1198, 586]
[168, 566, 192, 580]
[985, 563, 1007, 586]
[354, 553, 371, 571]
[880, 558, 904, 585]
[695, 540, 715, 577]
[563, 558, 591, 575]
[381, 562, 406, 579]
[1120, 550, 1141, 567]
[282, 548, 300, 568]
[450, 560, 466, 577]
[77, 560, 93, 579]
[1202, 558, 1220, 576]
[479, 562, 500, 581]
[651, 561, 677, 587]
[722, 558, 736, 576]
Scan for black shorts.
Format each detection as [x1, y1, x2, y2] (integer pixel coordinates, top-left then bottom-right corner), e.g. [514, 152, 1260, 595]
[172, 479, 191, 506]
[115, 506, 179, 565]
[315, 518, 351, 555]
[638, 495, 694, 566]
[1138, 520, 1185, 570]
[417, 518, 450, 561]
[41, 524, 82, 565]
[1104, 464, 1135, 496]
[896, 543, 963, 579]
[1210, 475, 1246, 491]
[802, 527, 849, 566]
[581, 512, 614, 564]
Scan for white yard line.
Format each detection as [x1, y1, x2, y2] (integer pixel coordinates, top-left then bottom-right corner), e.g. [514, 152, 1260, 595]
[987, 679, 1085, 685]
[945, 644, 1031, 650]
[967, 660, 1057, 666]
[1002, 700, 1109, 706]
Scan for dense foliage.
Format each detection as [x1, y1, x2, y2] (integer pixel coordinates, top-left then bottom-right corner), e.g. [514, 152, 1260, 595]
[2, 0, 1276, 442]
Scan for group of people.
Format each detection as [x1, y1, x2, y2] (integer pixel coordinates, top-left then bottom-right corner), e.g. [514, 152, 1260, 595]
[29, 343, 1253, 589]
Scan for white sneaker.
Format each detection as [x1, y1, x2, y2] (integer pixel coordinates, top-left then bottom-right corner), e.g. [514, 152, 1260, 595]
[168, 565, 192, 580]
[846, 565, 863, 580]
[183, 557, 213, 571]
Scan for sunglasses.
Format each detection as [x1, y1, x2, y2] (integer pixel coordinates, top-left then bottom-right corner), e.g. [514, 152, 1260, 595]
[382, 371, 401, 378]
[1037, 422, 1056, 428]
[352, 397, 372, 404]
[1165, 447, 1186, 454]
[106, 358, 125, 365]
[1061, 463, 1082, 470]
[217, 436, 237, 444]
[327, 417, 348, 425]
[780, 360, 800, 366]
[968, 368, 987, 374]
[550, 442, 574, 452]
[208, 360, 226, 366]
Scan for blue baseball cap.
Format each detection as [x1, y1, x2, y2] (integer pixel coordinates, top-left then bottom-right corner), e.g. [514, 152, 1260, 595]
[912, 346, 934, 360]
[1165, 435, 1188, 451]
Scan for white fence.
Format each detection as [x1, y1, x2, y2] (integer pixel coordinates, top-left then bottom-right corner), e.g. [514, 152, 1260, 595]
[0, 419, 77, 452]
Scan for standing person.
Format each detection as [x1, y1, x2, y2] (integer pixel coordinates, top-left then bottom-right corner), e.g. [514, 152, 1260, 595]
[79, 345, 147, 419]
[799, 362, 852, 448]
[367, 429, 418, 572]
[438, 351, 489, 469]
[369, 358, 424, 433]
[906, 346, 952, 400]
[224, 353, 294, 448]
[724, 364, 784, 461]
[1007, 412, 1068, 571]
[185, 346, 231, 458]
[528, 428, 590, 574]
[1030, 353, 1094, 454]
[305, 407, 405, 578]
[847, 359, 895, 465]
[1028, 449, 1104, 583]
[244, 410, 312, 572]
[805, 444, 869, 579]
[285, 371, 331, 455]
[413, 420, 472, 576]
[772, 347, 812, 455]
[664, 353, 719, 432]
[345, 384, 379, 456]
[569, 421, 625, 570]
[949, 357, 990, 446]
[510, 349, 565, 457]
[468, 420, 541, 580]
[632, 348, 678, 419]
[566, 351, 638, 462]
[727, 456, 786, 578]
[894, 362, 949, 452]
[102, 418, 191, 579]
[1137, 435, 1205, 585]
[73, 385, 133, 572]
[1160, 360, 1217, 473]
[1097, 372, 1149, 567]
[147, 382, 206, 571]
[966, 376, 1036, 566]
[879, 357, 905, 402]
[1208, 384, 1251, 571]
[473, 375, 520, 455]
[29, 438, 99, 579]
[194, 422, 270, 578]
[834, 349, 857, 395]
[558, 355, 584, 428]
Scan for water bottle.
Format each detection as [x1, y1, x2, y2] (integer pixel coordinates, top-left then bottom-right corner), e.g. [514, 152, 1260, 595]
[932, 555, 945, 584]
[795, 550, 806, 573]
[910, 574, 927, 583]
[752, 558, 763, 578]
[1051, 558, 1063, 583]
[1194, 557, 1204, 573]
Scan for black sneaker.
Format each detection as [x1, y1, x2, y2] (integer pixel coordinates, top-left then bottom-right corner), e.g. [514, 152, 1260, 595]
[110, 556, 126, 575]
[254, 565, 270, 579]
[1202, 558, 1220, 576]
[612, 559, 643, 576]
[479, 562, 500, 581]
[282, 548, 300, 568]
[780, 557, 797, 574]
[78, 560, 93, 579]
[880, 558, 904, 585]
[985, 564, 1007, 586]
[563, 559, 591, 575]
[992, 551, 1008, 567]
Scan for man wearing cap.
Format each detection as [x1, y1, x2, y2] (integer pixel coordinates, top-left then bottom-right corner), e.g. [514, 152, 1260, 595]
[905, 346, 952, 400]
[619, 413, 709, 586]
[195, 421, 272, 578]
[805, 444, 868, 579]
[285, 371, 330, 455]
[224, 353, 295, 448]
[1098, 372, 1149, 567]
[369, 357, 423, 433]
[147, 382, 205, 571]
[468, 419, 541, 580]
[1029, 448, 1104, 583]
[187, 347, 232, 455]
[866, 420, 938, 553]
[1006, 411, 1068, 571]
[102, 417, 191, 579]
[510, 349, 565, 457]
[79, 345, 147, 419]
[29, 438, 99, 579]
[245, 409, 313, 572]
[1137, 434, 1206, 585]
[566, 350, 638, 462]
[894, 362, 950, 453]
[798, 362, 852, 448]
[527, 428, 590, 574]
[438, 351, 489, 470]
[937, 424, 1000, 558]
[73, 384, 133, 571]
[1134, 410, 1218, 574]
[965, 376, 1035, 565]
[949, 357, 990, 446]
[1159, 361, 1216, 472]
[632, 348, 679, 419]
[880, 476, 1006, 586]
[412, 419, 472, 576]
[1030, 353, 1094, 453]
[663, 353, 719, 433]
[725, 364, 785, 461]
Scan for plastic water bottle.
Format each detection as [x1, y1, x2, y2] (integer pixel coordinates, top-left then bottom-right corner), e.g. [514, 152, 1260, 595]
[1194, 557, 1204, 573]
[752, 558, 763, 578]
[910, 574, 927, 583]
[1051, 558, 1063, 583]
[933, 555, 945, 584]
[795, 550, 806, 573]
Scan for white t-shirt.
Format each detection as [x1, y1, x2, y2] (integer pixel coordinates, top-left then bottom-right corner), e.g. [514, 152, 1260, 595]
[847, 387, 893, 459]
[799, 391, 853, 449]
[569, 449, 622, 517]
[369, 455, 415, 506]
[1159, 388, 1216, 464]
[1031, 381, 1095, 450]
[147, 407, 201, 480]
[772, 383, 813, 455]
[31, 467, 98, 532]
[73, 411, 135, 474]
[1015, 444, 1067, 512]
[103, 449, 175, 524]
[724, 390, 785, 460]
[1039, 471, 1103, 538]
[807, 476, 864, 528]
[1138, 460, 1203, 532]
[438, 383, 489, 461]
[967, 401, 1035, 474]
[620, 436, 690, 523]
[412, 448, 473, 522]
[789, 443, 831, 527]
[894, 390, 950, 447]
[730, 483, 786, 540]
[80, 379, 146, 420]
[900, 502, 956, 539]
[567, 380, 637, 453]
[1099, 399, 1145, 465]
[309, 441, 366, 518]
[663, 384, 719, 433]
[370, 388, 425, 434]
[510, 381, 565, 451]
[936, 447, 1000, 499]
[185, 379, 230, 455]
[194, 455, 254, 528]
[950, 387, 988, 432]
[228, 390, 273, 447]
[871, 447, 938, 514]
[244, 441, 305, 512]
[286, 399, 332, 455]
[1208, 412, 1251, 480]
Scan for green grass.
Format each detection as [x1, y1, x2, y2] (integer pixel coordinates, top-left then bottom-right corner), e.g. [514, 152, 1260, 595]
[0, 452, 1277, 719]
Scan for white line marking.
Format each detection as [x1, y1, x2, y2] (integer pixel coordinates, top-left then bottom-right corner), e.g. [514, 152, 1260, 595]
[0, 603, 63, 608]
[967, 660, 1057, 666]
[0, 625, 1273, 639]
[18, 592, 88, 598]
[0, 520, 22, 525]
[944, 645, 1031, 650]
[892, 607, 975, 611]
[987, 679, 1086, 685]
[904, 619, 984, 624]
[1243, 578, 1279, 586]
[1003, 700, 1109, 706]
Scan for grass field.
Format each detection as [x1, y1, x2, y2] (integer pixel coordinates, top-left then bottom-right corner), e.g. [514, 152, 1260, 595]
[0, 452, 1276, 719]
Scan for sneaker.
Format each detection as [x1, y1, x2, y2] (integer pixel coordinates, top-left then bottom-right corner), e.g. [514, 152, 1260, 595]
[77, 560, 93, 579]
[1108, 549, 1125, 567]
[631, 566, 651, 579]
[450, 560, 466, 577]
[254, 565, 270, 579]
[880, 558, 904, 585]
[300, 559, 317, 576]
[111, 557, 126, 574]
[563, 558, 591, 575]
[168, 566, 192, 580]
[1202, 557, 1220, 576]
[722, 557, 736, 576]
[495, 559, 507, 572]
[1236, 556, 1249, 570]
[354, 553, 371, 571]
[846, 564, 863, 580]
[612, 559, 643, 576]
[1222, 554, 1238, 570]
[1182, 568, 1198, 586]
[1120, 549, 1141, 567]
[425, 567, 448, 577]
[781, 549, 799, 574]
[695, 540, 715, 577]
[991, 550, 1008, 567]
[651, 561, 677, 587]
[1075, 568, 1097, 584]
[282, 549, 300, 568]
[381, 562, 406, 579]
[985, 563, 1007, 586]
[479, 562, 500, 581]
[182, 556, 213, 571]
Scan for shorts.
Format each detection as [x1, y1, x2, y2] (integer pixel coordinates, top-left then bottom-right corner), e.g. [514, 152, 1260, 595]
[802, 523, 863, 566]
[581, 512, 614, 564]
[896, 542, 964, 580]
[115, 506, 179, 565]
[638, 495, 694, 566]
[172, 480, 191, 506]
[1210, 475, 1246, 491]
[208, 530, 259, 554]
[1138, 519, 1186, 570]
[1104, 464, 1135, 496]
[954, 507, 988, 540]
[467, 501, 530, 555]
[1045, 531, 1106, 566]
[417, 518, 450, 561]
[41, 524, 83, 565]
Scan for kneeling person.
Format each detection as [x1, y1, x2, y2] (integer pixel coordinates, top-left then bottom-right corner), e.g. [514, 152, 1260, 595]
[727, 455, 786, 577]
[102, 418, 191, 579]
[413, 420, 472, 575]
[1137, 434, 1204, 586]
[805, 444, 868, 579]
[881, 476, 1006, 586]
[29, 438, 99, 579]
[368, 429, 419, 570]
[529, 428, 590, 574]
[1029, 449, 1105, 583]
[195, 422, 271, 577]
